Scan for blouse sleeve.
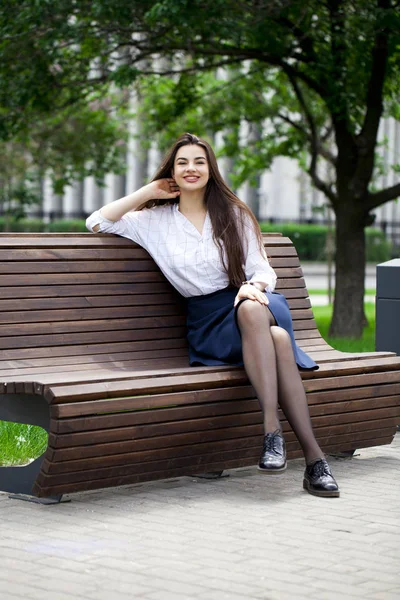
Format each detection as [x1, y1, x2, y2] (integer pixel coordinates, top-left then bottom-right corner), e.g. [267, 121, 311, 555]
[85, 209, 143, 245]
[243, 215, 277, 293]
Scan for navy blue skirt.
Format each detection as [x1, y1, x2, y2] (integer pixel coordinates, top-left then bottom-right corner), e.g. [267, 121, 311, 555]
[186, 287, 318, 370]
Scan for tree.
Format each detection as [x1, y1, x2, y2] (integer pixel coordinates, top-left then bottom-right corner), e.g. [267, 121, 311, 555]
[1, 0, 400, 336]
[0, 92, 129, 220]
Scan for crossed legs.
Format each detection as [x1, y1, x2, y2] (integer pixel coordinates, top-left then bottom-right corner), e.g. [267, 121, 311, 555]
[236, 299, 324, 464]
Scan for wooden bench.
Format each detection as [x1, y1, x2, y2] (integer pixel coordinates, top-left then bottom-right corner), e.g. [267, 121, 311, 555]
[1, 232, 399, 502]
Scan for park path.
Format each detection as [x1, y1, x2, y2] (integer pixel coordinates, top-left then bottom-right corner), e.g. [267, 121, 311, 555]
[0, 434, 399, 600]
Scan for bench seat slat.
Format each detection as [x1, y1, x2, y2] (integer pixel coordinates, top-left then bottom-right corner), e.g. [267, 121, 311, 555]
[0, 338, 188, 361]
[0, 307, 315, 336]
[33, 358, 400, 404]
[2, 349, 394, 383]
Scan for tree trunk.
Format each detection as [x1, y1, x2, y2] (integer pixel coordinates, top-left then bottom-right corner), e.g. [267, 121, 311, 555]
[329, 207, 366, 338]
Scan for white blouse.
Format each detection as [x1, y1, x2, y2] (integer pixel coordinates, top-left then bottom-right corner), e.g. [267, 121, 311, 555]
[86, 203, 277, 298]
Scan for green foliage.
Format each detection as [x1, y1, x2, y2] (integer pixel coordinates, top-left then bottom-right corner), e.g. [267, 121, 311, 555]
[0, 141, 41, 223]
[0, 422, 48, 467]
[0, 218, 88, 232]
[46, 219, 88, 232]
[260, 222, 392, 263]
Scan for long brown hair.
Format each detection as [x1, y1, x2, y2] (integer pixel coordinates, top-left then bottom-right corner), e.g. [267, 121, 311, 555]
[138, 133, 264, 288]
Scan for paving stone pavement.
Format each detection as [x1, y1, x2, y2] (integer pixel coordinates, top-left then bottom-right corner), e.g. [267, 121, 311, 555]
[0, 434, 399, 600]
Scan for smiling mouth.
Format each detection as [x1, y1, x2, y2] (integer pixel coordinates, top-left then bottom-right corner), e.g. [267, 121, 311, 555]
[184, 176, 200, 182]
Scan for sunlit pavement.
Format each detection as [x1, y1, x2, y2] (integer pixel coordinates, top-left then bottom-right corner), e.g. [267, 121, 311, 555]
[0, 434, 399, 600]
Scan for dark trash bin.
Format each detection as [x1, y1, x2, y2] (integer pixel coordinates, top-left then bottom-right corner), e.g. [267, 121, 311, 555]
[376, 259, 400, 355]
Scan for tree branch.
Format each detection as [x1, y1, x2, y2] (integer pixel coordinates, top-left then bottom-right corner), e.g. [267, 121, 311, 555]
[272, 15, 317, 63]
[350, 0, 391, 200]
[282, 69, 337, 205]
[367, 182, 400, 210]
[277, 113, 337, 165]
[358, 0, 390, 144]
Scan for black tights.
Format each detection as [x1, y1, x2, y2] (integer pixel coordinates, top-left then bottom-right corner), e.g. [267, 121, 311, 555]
[237, 299, 324, 464]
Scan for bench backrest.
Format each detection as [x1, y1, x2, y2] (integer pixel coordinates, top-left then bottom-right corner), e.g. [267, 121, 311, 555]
[0, 233, 321, 366]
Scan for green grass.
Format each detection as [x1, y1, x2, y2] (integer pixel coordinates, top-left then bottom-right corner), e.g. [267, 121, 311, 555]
[0, 422, 48, 467]
[313, 303, 376, 352]
[0, 304, 376, 466]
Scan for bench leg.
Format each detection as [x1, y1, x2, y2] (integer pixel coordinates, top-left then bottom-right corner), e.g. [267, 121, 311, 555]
[0, 393, 50, 497]
[328, 449, 357, 459]
[8, 493, 69, 505]
[190, 471, 229, 479]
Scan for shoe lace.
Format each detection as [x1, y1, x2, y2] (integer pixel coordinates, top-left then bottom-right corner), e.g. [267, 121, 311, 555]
[312, 460, 331, 477]
[263, 431, 282, 454]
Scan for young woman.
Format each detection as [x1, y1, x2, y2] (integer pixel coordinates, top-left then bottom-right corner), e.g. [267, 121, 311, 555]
[86, 132, 339, 498]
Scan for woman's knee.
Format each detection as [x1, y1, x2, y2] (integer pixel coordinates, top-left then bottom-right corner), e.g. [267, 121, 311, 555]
[237, 299, 270, 328]
[270, 325, 291, 346]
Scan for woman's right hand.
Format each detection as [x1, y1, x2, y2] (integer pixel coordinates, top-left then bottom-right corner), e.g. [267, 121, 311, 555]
[146, 178, 180, 200]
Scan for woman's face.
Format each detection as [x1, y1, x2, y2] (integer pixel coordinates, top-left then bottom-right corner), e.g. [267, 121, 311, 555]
[172, 144, 209, 193]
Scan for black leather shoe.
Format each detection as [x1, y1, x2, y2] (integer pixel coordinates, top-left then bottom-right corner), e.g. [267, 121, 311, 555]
[303, 458, 340, 497]
[258, 430, 287, 473]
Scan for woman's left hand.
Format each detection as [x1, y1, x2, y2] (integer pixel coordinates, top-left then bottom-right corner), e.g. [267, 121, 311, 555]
[234, 284, 269, 307]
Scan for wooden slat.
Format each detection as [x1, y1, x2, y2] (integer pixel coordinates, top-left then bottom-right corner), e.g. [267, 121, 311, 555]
[0, 271, 165, 286]
[4, 356, 191, 386]
[275, 278, 306, 289]
[45, 369, 247, 404]
[265, 246, 298, 257]
[50, 380, 400, 422]
[0, 324, 187, 351]
[0, 233, 286, 246]
[45, 417, 397, 465]
[0, 282, 172, 299]
[273, 267, 303, 278]
[268, 257, 300, 268]
[282, 288, 310, 299]
[42, 420, 398, 479]
[0, 260, 158, 274]
[41, 426, 397, 477]
[47, 405, 399, 451]
[0, 248, 151, 262]
[0, 293, 181, 313]
[0, 338, 188, 362]
[303, 368, 400, 392]
[52, 392, 400, 439]
[0, 350, 190, 377]
[36, 432, 397, 497]
[0, 344, 188, 371]
[41, 358, 400, 405]
[35, 420, 398, 494]
[0, 304, 183, 326]
[0, 315, 186, 340]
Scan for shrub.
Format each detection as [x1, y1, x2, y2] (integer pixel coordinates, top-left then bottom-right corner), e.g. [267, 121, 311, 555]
[46, 220, 88, 232]
[259, 222, 392, 263]
[0, 218, 87, 233]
